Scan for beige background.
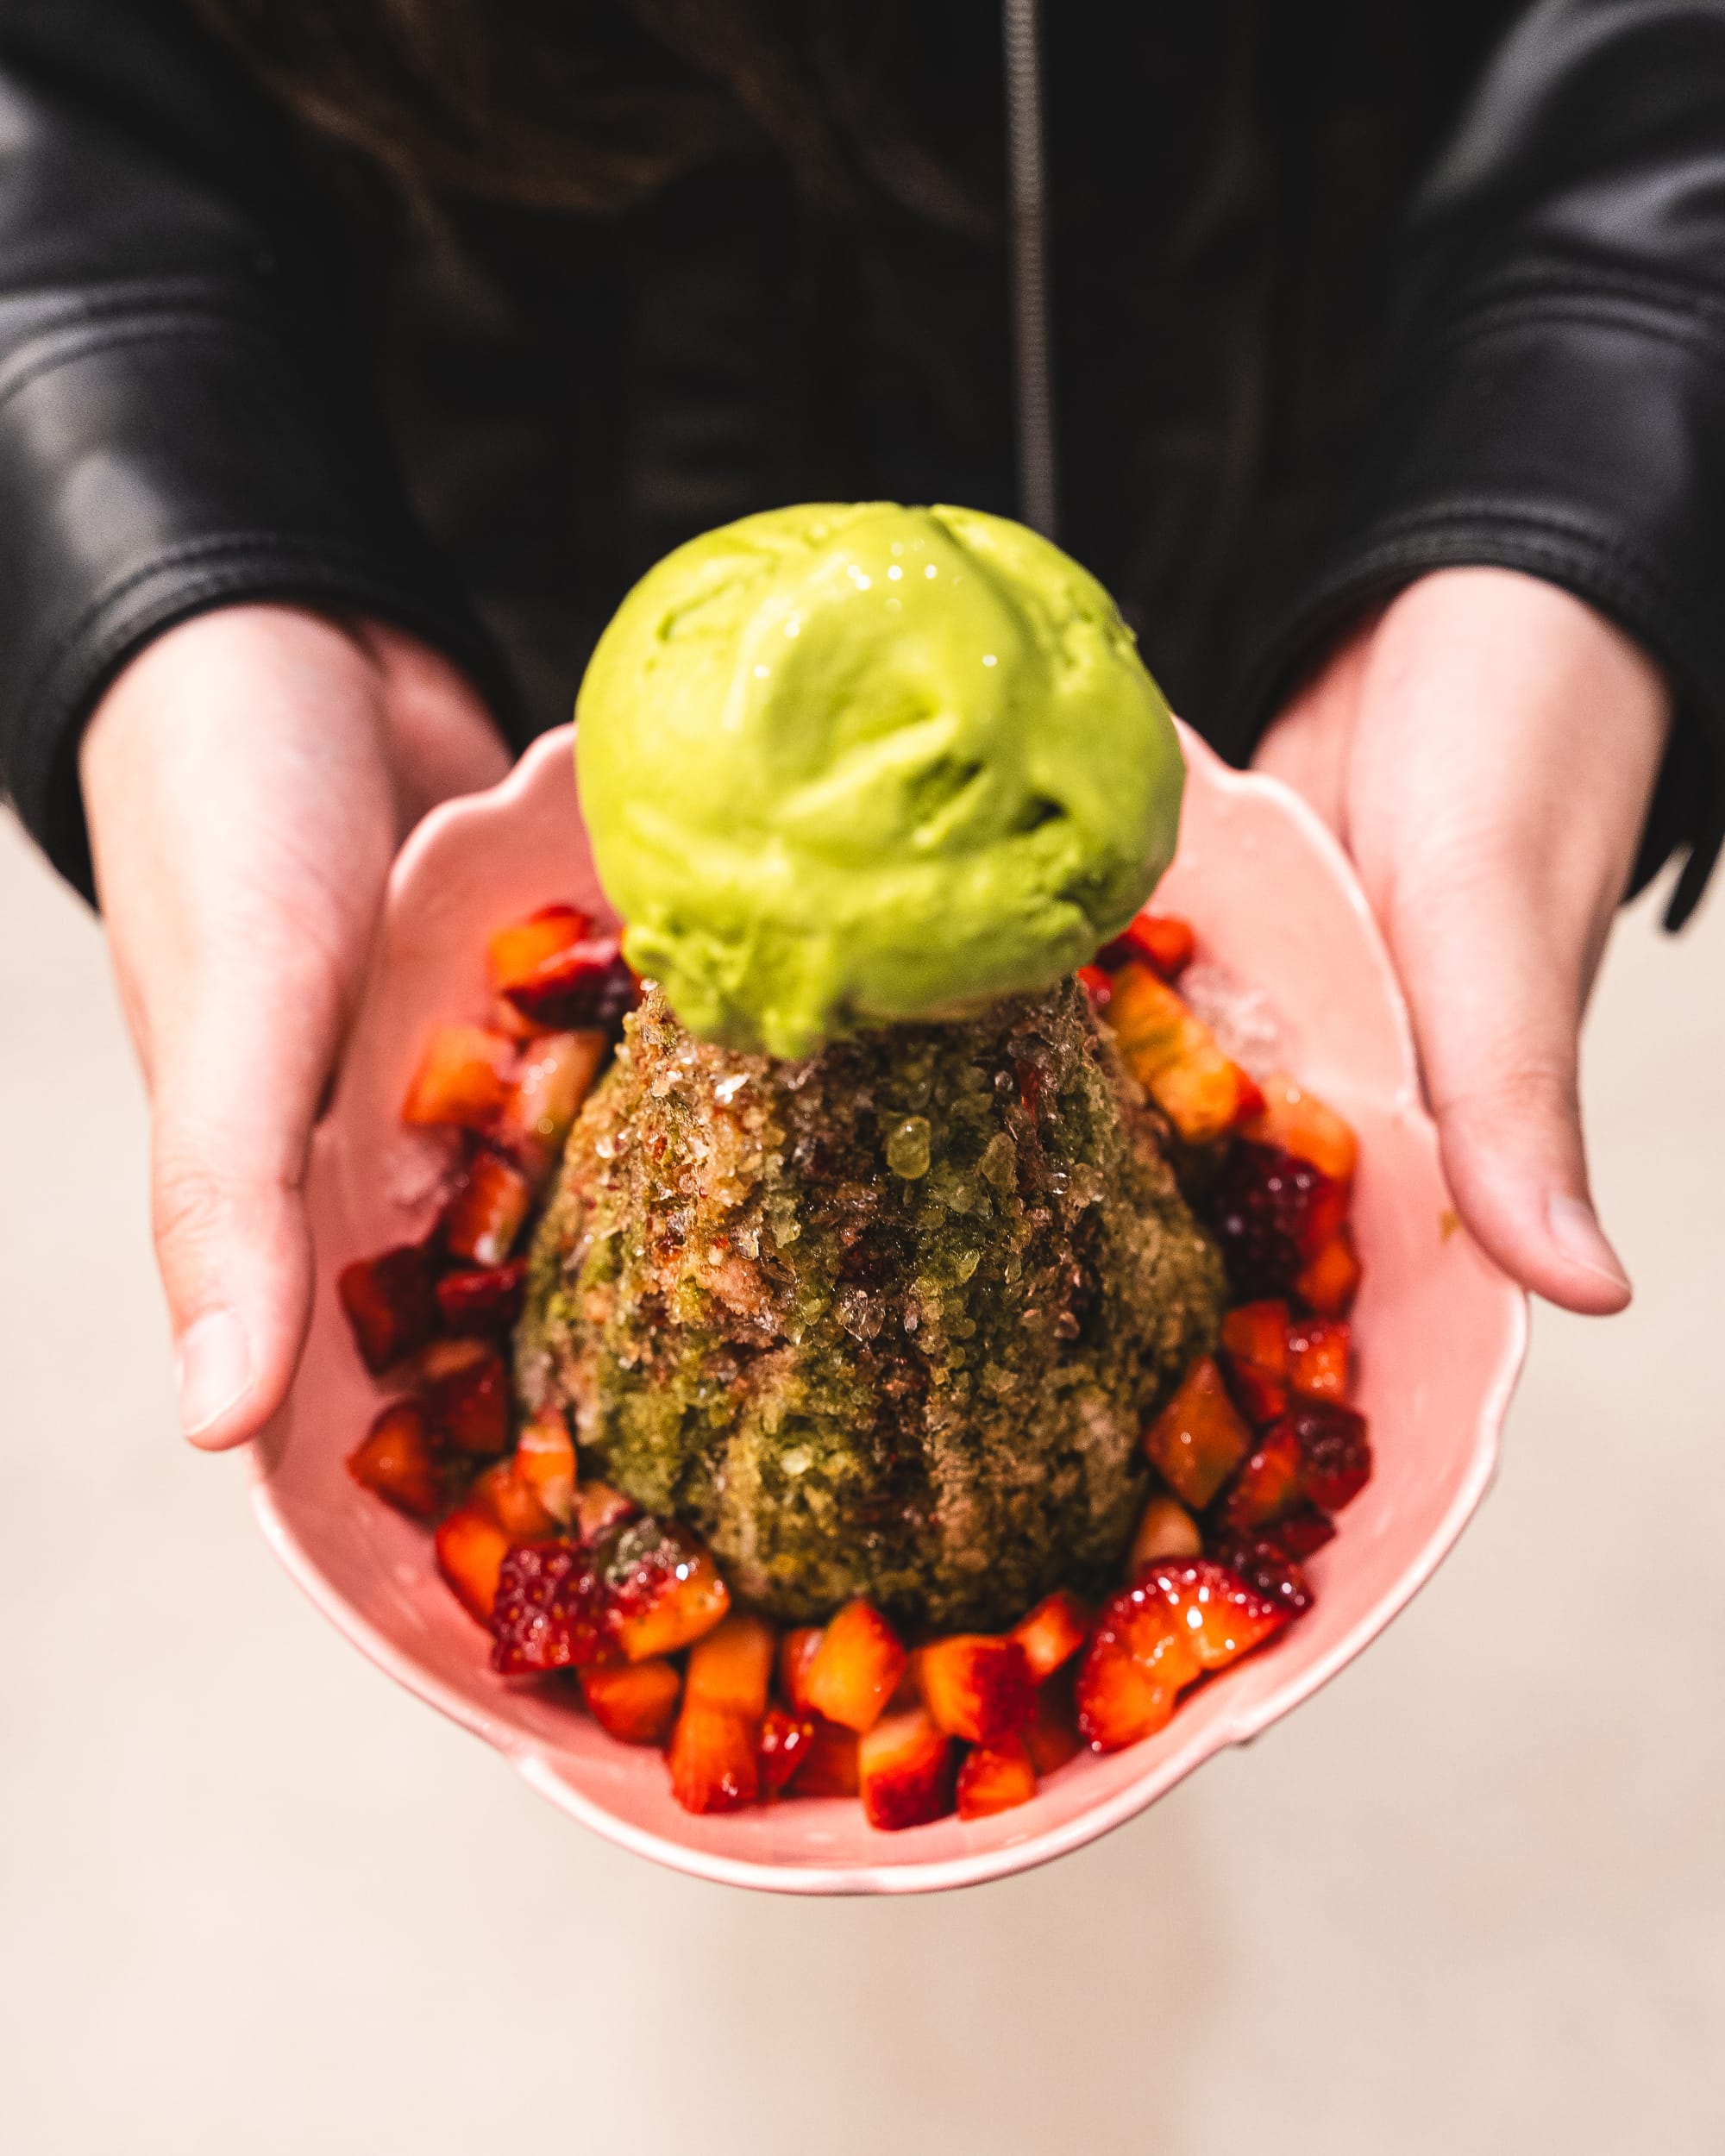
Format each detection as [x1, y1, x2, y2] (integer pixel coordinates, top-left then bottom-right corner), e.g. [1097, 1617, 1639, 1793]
[3, 809, 1721, 2155]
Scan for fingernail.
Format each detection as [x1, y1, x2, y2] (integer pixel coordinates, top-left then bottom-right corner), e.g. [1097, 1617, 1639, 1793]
[1546, 1194, 1632, 1295]
[175, 1308, 253, 1440]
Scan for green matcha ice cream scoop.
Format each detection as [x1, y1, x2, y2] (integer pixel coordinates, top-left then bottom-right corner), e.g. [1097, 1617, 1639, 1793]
[574, 501, 1184, 1057]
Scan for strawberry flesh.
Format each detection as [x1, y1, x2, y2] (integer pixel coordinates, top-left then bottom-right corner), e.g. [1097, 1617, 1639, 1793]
[347, 1399, 442, 1520]
[580, 1658, 681, 1745]
[1287, 1317, 1351, 1401]
[1144, 1354, 1253, 1510]
[434, 1505, 514, 1623]
[1294, 1225, 1363, 1316]
[1215, 1423, 1305, 1532]
[759, 1708, 816, 1797]
[337, 1244, 438, 1375]
[401, 1024, 517, 1131]
[792, 1716, 862, 1797]
[486, 905, 590, 995]
[919, 1634, 1035, 1745]
[441, 1150, 532, 1268]
[1211, 1536, 1316, 1615]
[857, 1708, 957, 1831]
[1009, 1589, 1091, 1682]
[1025, 1668, 1084, 1775]
[1289, 1401, 1372, 1511]
[957, 1736, 1038, 1820]
[434, 1260, 527, 1335]
[803, 1600, 909, 1733]
[668, 1701, 760, 1814]
[1095, 912, 1195, 980]
[601, 1517, 731, 1661]
[423, 1346, 511, 1456]
[502, 939, 640, 1033]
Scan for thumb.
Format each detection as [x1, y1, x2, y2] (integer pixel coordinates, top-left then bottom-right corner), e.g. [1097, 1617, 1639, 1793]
[150, 926, 347, 1448]
[1389, 855, 1632, 1315]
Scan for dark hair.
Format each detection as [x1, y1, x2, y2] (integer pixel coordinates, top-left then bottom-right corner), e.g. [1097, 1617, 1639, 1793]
[185, 0, 985, 224]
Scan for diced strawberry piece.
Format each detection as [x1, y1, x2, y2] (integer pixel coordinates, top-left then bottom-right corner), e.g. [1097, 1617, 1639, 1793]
[685, 1614, 776, 1720]
[346, 1399, 442, 1520]
[803, 1600, 908, 1733]
[490, 993, 543, 1044]
[502, 937, 641, 1033]
[919, 1635, 1034, 1745]
[1294, 1225, 1363, 1316]
[441, 1150, 532, 1267]
[1130, 1491, 1202, 1570]
[489, 1541, 610, 1675]
[434, 1504, 514, 1622]
[486, 905, 591, 995]
[602, 1518, 731, 1661]
[1241, 1070, 1358, 1183]
[758, 1707, 816, 1797]
[778, 1625, 825, 1715]
[858, 1708, 957, 1831]
[472, 1457, 561, 1540]
[1024, 1669, 1083, 1776]
[1220, 1298, 1290, 1420]
[957, 1736, 1038, 1821]
[515, 1408, 576, 1526]
[580, 1657, 681, 1745]
[434, 1260, 527, 1336]
[337, 1244, 438, 1375]
[1288, 1401, 1371, 1511]
[1211, 1536, 1316, 1616]
[792, 1715, 862, 1797]
[1144, 1355, 1253, 1509]
[1131, 1557, 1291, 1672]
[1106, 963, 1264, 1144]
[1287, 1317, 1351, 1401]
[1210, 1141, 1349, 1300]
[496, 1029, 608, 1184]
[573, 1479, 637, 1545]
[668, 1701, 760, 1814]
[423, 1345, 511, 1455]
[1075, 1595, 1198, 1752]
[1096, 912, 1195, 980]
[1009, 1589, 1091, 1682]
[412, 1334, 492, 1384]
[1268, 1507, 1338, 1559]
[1215, 1423, 1305, 1532]
[401, 1024, 517, 1131]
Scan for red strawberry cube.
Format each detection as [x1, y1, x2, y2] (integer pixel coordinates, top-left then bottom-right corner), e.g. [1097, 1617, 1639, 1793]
[1129, 1492, 1202, 1570]
[857, 1709, 957, 1831]
[1009, 1589, 1091, 1682]
[1287, 1317, 1351, 1401]
[580, 1658, 681, 1745]
[957, 1736, 1038, 1821]
[471, 1457, 561, 1541]
[685, 1614, 776, 1720]
[1024, 1669, 1083, 1776]
[401, 1024, 517, 1131]
[514, 1408, 576, 1526]
[1220, 1297, 1291, 1422]
[502, 937, 641, 1033]
[1095, 912, 1195, 980]
[1144, 1355, 1253, 1509]
[1294, 1226, 1363, 1316]
[792, 1716, 862, 1797]
[758, 1708, 816, 1798]
[1212, 1536, 1316, 1616]
[423, 1345, 511, 1456]
[1107, 964, 1263, 1144]
[1075, 1599, 1197, 1753]
[496, 1029, 608, 1183]
[486, 905, 590, 995]
[1215, 1423, 1305, 1532]
[1269, 1507, 1338, 1559]
[337, 1244, 438, 1375]
[602, 1519, 731, 1661]
[346, 1399, 442, 1520]
[489, 1541, 610, 1675]
[668, 1701, 761, 1814]
[434, 1259, 527, 1335]
[434, 1504, 515, 1622]
[1289, 1401, 1372, 1511]
[441, 1150, 532, 1267]
[919, 1634, 1034, 1745]
[1240, 1070, 1358, 1183]
[803, 1601, 909, 1733]
[777, 1626, 825, 1716]
[573, 1479, 637, 1545]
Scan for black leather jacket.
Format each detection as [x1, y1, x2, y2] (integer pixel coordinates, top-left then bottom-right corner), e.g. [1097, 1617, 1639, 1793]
[3, 0, 1723, 922]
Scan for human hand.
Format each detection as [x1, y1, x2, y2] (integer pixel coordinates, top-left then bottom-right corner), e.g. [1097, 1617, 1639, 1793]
[81, 605, 512, 1448]
[1254, 566, 1670, 1315]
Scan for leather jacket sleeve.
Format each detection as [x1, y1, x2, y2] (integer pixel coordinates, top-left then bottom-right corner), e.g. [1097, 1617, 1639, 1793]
[1229, 0, 1725, 928]
[0, 0, 511, 901]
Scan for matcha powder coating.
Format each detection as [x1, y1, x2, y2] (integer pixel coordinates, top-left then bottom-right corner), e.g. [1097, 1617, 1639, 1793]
[516, 978, 1225, 1631]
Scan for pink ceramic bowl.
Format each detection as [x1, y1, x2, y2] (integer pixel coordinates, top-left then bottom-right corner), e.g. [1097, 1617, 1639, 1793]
[251, 721, 1526, 1894]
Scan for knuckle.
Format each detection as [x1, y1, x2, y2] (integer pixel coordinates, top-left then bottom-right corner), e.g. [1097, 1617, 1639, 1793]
[1431, 1055, 1578, 1131]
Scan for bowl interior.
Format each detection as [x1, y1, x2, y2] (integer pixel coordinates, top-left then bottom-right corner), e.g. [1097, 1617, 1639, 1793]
[251, 722, 1526, 1894]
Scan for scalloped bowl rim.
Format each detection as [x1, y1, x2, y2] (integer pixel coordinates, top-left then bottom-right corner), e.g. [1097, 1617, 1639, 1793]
[248, 721, 1527, 1895]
